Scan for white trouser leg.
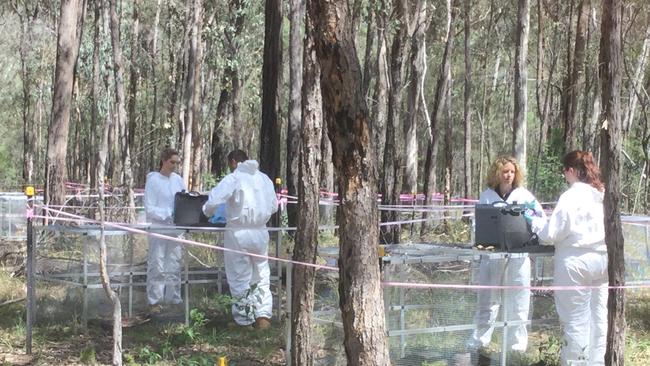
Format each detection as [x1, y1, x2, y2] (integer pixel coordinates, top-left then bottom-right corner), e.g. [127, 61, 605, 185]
[588, 254, 608, 365]
[147, 237, 166, 305]
[224, 227, 272, 325]
[469, 257, 505, 348]
[554, 249, 607, 366]
[504, 256, 531, 351]
[163, 240, 183, 304]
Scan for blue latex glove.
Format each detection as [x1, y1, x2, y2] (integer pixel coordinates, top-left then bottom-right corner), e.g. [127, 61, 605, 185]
[521, 200, 539, 224]
[210, 203, 227, 224]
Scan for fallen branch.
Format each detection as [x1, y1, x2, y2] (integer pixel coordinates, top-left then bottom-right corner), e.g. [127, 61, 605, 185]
[0, 297, 26, 307]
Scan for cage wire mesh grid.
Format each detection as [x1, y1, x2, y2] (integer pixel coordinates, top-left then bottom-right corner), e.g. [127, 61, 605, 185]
[20, 197, 650, 365]
[30, 224, 286, 327]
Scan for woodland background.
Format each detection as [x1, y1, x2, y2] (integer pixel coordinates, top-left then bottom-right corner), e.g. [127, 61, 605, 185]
[0, 0, 648, 212]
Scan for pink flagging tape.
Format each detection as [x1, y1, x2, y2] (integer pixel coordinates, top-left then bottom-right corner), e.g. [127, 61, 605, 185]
[25, 208, 34, 219]
[34, 205, 650, 292]
[36, 207, 339, 272]
[381, 281, 650, 291]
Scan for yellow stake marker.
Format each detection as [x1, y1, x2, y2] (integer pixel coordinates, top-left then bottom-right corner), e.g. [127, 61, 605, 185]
[218, 356, 227, 366]
[25, 186, 35, 196]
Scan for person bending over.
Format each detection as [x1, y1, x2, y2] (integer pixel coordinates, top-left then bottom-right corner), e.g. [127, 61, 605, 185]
[203, 149, 278, 329]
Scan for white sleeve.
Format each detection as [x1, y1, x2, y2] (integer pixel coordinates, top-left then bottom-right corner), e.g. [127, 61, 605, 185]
[203, 175, 235, 217]
[535, 196, 570, 244]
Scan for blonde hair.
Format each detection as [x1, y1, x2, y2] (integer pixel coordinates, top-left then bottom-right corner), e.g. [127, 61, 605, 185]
[485, 156, 524, 190]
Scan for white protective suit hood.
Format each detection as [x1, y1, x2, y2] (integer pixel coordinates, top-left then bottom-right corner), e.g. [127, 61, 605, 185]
[535, 182, 605, 252]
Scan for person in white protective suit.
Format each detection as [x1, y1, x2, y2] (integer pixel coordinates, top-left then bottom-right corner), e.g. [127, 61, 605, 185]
[531, 150, 607, 366]
[203, 149, 278, 329]
[144, 147, 186, 309]
[468, 156, 545, 352]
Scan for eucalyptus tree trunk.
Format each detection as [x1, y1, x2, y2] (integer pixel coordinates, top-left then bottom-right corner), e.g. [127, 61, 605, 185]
[286, 0, 304, 232]
[599, 1, 625, 364]
[149, 0, 162, 164]
[421, 0, 455, 238]
[622, 26, 650, 137]
[108, 0, 136, 222]
[96, 75, 122, 366]
[127, 0, 139, 151]
[189, 0, 203, 190]
[210, 0, 243, 176]
[563, 0, 590, 151]
[404, 0, 428, 195]
[308, 0, 390, 364]
[371, 0, 389, 163]
[361, 0, 375, 96]
[380, 0, 408, 244]
[17, 3, 36, 184]
[319, 121, 334, 226]
[291, 13, 321, 365]
[45, 0, 82, 209]
[462, 0, 472, 200]
[512, 0, 530, 174]
[259, 0, 283, 180]
[443, 74, 453, 207]
[90, 0, 101, 189]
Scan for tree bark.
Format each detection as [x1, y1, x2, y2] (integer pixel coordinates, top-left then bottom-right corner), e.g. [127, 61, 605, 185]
[45, 0, 82, 209]
[404, 0, 428, 195]
[17, 3, 37, 184]
[563, 0, 590, 151]
[127, 0, 139, 151]
[189, 0, 203, 190]
[512, 0, 530, 174]
[380, 0, 408, 244]
[371, 0, 389, 165]
[259, 0, 283, 180]
[319, 120, 334, 226]
[90, 0, 102, 189]
[599, 1, 625, 364]
[421, 0, 455, 237]
[291, 12, 321, 365]
[109, 0, 136, 223]
[622, 26, 650, 137]
[286, 0, 304, 233]
[462, 0, 472, 200]
[308, 1, 390, 364]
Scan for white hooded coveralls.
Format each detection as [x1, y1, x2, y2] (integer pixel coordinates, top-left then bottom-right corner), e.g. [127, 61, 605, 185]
[534, 182, 607, 366]
[144, 171, 186, 305]
[203, 160, 278, 325]
[468, 187, 545, 352]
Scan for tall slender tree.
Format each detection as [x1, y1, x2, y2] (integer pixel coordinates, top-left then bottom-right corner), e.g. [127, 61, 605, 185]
[421, 0, 455, 237]
[259, 0, 282, 180]
[308, 0, 390, 364]
[291, 11, 322, 364]
[108, 0, 136, 222]
[512, 0, 530, 173]
[599, 0, 625, 363]
[286, 0, 304, 232]
[380, 0, 408, 244]
[45, 0, 82, 209]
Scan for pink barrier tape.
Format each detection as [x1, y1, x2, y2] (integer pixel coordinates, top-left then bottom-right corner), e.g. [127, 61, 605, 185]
[36, 207, 339, 272]
[382, 281, 650, 291]
[26, 208, 34, 219]
[34, 204, 650, 291]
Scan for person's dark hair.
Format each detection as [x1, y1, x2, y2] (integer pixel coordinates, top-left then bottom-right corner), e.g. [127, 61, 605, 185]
[227, 149, 248, 163]
[562, 150, 604, 191]
[159, 147, 179, 169]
